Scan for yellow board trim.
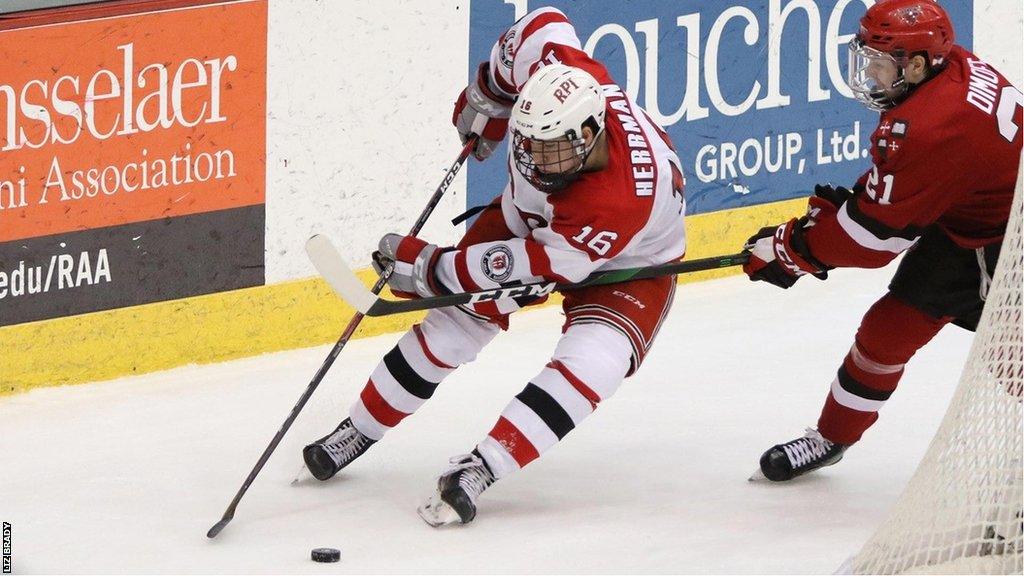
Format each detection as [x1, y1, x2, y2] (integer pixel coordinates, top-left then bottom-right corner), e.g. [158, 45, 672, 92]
[0, 197, 807, 395]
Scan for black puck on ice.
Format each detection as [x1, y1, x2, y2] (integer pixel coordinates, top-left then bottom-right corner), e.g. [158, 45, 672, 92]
[311, 547, 340, 563]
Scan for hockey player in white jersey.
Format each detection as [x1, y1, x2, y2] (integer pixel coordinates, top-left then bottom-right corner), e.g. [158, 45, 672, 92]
[302, 7, 688, 526]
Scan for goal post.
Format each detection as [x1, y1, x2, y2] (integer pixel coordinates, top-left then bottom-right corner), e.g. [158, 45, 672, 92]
[846, 160, 1024, 574]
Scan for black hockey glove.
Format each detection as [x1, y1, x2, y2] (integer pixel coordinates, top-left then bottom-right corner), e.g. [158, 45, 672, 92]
[806, 184, 854, 226]
[743, 217, 830, 289]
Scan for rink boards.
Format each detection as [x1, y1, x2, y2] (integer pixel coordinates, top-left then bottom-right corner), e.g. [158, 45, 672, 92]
[0, 197, 805, 393]
[1, 0, 1019, 393]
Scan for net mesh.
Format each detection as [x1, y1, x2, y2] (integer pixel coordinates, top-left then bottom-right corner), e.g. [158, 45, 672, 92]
[850, 162, 1024, 574]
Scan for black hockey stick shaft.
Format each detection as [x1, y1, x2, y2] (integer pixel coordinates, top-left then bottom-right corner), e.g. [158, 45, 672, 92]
[360, 252, 751, 317]
[206, 138, 478, 539]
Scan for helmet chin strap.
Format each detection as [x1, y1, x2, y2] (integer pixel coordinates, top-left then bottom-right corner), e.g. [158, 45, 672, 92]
[535, 170, 581, 193]
[877, 52, 942, 110]
[878, 65, 935, 111]
[887, 67, 911, 106]
[862, 60, 914, 111]
[872, 73, 906, 110]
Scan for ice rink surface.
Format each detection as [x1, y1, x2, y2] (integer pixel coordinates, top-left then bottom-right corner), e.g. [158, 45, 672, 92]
[1, 263, 974, 574]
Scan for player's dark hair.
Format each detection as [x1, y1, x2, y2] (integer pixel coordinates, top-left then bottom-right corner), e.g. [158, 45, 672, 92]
[912, 50, 946, 78]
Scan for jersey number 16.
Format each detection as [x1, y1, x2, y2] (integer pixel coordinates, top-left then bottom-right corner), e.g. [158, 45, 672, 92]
[572, 226, 618, 256]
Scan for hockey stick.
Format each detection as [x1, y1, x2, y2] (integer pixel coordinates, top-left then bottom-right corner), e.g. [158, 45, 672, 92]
[307, 234, 750, 317]
[206, 137, 478, 539]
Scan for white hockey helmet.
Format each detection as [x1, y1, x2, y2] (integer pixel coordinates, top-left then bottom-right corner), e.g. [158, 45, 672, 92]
[510, 64, 606, 192]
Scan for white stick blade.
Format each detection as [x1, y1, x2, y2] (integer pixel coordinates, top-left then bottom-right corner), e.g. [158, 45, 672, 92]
[305, 234, 376, 314]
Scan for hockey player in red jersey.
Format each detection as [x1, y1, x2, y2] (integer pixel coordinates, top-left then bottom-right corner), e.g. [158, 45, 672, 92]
[743, 0, 1023, 481]
[302, 7, 688, 525]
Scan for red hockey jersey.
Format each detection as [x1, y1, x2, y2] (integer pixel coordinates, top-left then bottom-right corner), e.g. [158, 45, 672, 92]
[807, 45, 1023, 269]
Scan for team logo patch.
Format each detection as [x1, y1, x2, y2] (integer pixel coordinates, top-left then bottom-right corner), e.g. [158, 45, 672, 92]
[896, 5, 924, 25]
[481, 245, 514, 282]
[499, 29, 517, 69]
[876, 134, 903, 162]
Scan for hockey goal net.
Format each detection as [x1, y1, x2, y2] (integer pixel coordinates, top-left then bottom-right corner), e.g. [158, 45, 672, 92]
[847, 162, 1024, 574]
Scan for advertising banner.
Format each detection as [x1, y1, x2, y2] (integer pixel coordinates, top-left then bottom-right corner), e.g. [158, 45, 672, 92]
[0, 0, 267, 326]
[466, 1, 973, 215]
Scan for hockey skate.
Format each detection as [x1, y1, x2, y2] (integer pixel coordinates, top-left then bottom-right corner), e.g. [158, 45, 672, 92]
[302, 418, 376, 481]
[417, 452, 495, 527]
[753, 427, 848, 482]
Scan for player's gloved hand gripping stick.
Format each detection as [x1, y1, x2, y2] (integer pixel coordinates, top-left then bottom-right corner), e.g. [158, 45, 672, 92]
[307, 234, 750, 317]
[206, 137, 479, 539]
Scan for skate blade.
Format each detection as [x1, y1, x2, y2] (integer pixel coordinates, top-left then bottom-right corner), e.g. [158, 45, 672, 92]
[291, 464, 315, 485]
[417, 495, 462, 528]
[748, 467, 768, 482]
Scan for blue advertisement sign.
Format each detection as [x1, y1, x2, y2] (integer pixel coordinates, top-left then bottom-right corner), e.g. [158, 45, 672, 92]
[466, 0, 973, 216]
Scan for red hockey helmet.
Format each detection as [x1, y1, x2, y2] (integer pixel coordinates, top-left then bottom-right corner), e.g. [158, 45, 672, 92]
[858, 0, 955, 66]
[847, 0, 955, 110]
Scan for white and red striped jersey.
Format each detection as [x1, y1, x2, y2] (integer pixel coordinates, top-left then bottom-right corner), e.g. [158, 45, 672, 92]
[435, 7, 687, 316]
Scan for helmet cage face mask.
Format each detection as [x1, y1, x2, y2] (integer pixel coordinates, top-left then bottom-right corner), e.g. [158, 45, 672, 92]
[511, 121, 599, 193]
[508, 64, 606, 193]
[848, 37, 908, 112]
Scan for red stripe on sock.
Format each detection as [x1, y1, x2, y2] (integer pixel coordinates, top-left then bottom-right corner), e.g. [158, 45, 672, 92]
[359, 379, 409, 428]
[488, 416, 540, 467]
[413, 324, 454, 369]
[548, 360, 601, 409]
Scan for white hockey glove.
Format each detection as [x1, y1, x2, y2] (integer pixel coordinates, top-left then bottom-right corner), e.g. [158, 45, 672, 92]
[372, 234, 453, 299]
[452, 63, 514, 161]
